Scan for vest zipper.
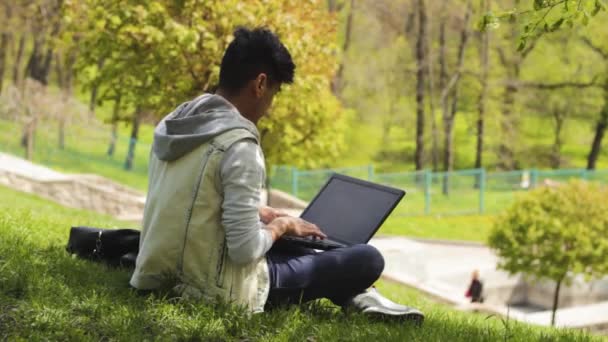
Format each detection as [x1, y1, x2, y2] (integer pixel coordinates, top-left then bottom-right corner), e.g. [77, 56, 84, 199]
[178, 147, 214, 275]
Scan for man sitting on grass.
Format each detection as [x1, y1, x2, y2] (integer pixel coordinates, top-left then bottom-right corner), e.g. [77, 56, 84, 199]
[130, 27, 424, 321]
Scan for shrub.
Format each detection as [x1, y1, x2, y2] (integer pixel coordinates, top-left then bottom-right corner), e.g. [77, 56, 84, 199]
[488, 180, 608, 325]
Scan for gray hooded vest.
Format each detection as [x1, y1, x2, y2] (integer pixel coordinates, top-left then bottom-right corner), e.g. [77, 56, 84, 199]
[130, 94, 270, 312]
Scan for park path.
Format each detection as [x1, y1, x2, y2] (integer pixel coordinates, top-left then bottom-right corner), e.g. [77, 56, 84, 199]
[370, 236, 608, 331]
[0, 152, 145, 220]
[1, 152, 607, 332]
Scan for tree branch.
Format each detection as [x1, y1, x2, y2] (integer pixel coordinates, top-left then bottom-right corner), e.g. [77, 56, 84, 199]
[504, 77, 601, 90]
[521, 37, 538, 59]
[581, 36, 608, 59]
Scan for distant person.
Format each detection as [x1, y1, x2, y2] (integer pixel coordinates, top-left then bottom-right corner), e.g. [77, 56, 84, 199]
[465, 270, 484, 303]
[129, 27, 423, 321]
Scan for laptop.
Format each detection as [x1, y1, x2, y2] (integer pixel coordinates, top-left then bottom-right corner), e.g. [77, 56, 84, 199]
[281, 173, 405, 250]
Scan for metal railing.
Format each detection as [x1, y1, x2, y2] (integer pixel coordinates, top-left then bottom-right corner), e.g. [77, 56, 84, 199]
[2, 117, 606, 216]
[269, 165, 608, 216]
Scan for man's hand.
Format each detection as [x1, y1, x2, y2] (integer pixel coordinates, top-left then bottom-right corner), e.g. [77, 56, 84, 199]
[259, 205, 288, 224]
[265, 216, 327, 242]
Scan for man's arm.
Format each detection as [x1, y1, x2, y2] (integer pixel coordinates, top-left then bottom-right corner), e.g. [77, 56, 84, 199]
[220, 141, 327, 264]
[259, 206, 288, 224]
[220, 140, 273, 264]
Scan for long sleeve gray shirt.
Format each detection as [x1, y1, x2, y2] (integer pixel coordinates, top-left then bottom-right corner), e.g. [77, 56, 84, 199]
[220, 140, 273, 264]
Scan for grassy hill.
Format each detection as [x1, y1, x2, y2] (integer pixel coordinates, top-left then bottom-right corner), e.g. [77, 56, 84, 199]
[0, 185, 600, 341]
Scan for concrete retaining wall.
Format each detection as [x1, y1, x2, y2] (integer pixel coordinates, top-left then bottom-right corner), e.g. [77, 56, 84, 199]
[0, 169, 145, 221]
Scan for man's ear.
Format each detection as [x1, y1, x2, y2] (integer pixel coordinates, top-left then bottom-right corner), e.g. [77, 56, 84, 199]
[254, 73, 268, 98]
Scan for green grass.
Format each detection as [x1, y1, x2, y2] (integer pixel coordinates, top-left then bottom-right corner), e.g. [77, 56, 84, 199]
[379, 215, 494, 243]
[0, 117, 152, 191]
[0, 185, 601, 341]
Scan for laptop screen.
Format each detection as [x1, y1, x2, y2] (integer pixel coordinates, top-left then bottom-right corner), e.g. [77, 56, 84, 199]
[299, 174, 405, 245]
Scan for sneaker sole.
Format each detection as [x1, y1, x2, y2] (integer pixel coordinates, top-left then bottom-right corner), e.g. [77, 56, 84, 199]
[362, 306, 425, 325]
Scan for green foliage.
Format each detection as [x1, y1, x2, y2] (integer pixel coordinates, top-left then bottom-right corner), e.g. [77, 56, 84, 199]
[66, 0, 346, 168]
[481, 0, 607, 50]
[0, 185, 600, 341]
[489, 180, 608, 283]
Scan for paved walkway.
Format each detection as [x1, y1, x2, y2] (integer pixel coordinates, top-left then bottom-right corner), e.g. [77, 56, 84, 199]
[370, 236, 608, 330]
[0, 152, 69, 181]
[0, 153, 145, 220]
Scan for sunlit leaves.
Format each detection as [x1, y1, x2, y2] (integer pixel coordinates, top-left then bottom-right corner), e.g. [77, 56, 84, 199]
[489, 180, 608, 284]
[66, 0, 345, 167]
[480, 0, 607, 51]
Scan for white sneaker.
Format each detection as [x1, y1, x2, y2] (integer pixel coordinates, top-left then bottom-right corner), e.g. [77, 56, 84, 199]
[345, 288, 425, 323]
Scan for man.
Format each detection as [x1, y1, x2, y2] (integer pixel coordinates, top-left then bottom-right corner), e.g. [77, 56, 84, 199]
[130, 27, 423, 321]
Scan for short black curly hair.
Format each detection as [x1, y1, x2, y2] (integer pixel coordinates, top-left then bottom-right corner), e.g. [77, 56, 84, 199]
[218, 27, 295, 93]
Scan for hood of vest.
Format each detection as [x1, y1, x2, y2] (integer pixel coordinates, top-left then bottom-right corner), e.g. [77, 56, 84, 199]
[152, 94, 260, 161]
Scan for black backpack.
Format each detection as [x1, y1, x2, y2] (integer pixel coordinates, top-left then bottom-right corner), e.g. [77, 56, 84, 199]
[66, 226, 140, 268]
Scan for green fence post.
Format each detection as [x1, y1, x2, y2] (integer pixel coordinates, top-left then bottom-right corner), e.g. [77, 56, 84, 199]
[479, 168, 486, 214]
[424, 169, 431, 215]
[291, 166, 299, 198]
[530, 169, 538, 188]
[368, 164, 374, 181]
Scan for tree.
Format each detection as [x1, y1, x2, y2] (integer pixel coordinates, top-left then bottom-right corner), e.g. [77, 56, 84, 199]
[441, 1, 473, 194]
[414, 0, 427, 171]
[0, 2, 11, 94]
[475, 0, 491, 171]
[489, 180, 608, 326]
[579, 36, 608, 170]
[481, 0, 606, 50]
[494, 4, 539, 170]
[332, 0, 354, 95]
[23, 0, 65, 85]
[69, 0, 345, 169]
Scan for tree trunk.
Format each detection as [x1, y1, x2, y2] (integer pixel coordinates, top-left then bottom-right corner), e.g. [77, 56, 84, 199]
[55, 53, 66, 153]
[438, 14, 447, 92]
[124, 109, 141, 170]
[327, 0, 339, 12]
[0, 32, 9, 93]
[498, 83, 518, 170]
[442, 2, 472, 195]
[427, 8, 439, 172]
[107, 96, 122, 157]
[55, 51, 75, 150]
[551, 277, 563, 326]
[414, 0, 427, 171]
[25, 38, 43, 82]
[475, 0, 490, 171]
[442, 118, 454, 194]
[12, 34, 26, 86]
[587, 105, 607, 170]
[551, 109, 565, 169]
[22, 118, 37, 160]
[496, 14, 537, 171]
[55, 53, 64, 89]
[58, 119, 66, 150]
[39, 47, 54, 85]
[437, 10, 448, 175]
[89, 57, 105, 116]
[332, 0, 354, 95]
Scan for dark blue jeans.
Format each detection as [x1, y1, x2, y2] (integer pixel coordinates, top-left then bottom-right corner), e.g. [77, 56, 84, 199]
[265, 240, 385, 308]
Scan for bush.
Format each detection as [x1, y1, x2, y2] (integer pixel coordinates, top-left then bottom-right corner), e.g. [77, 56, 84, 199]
[488, 180, 608, 325]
